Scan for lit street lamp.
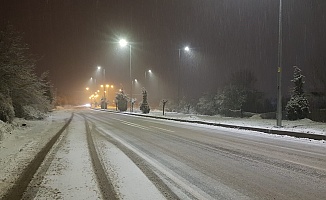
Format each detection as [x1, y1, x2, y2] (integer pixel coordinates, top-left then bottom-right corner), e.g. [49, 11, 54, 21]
[100, 85, 105, 97]
[145, 69, 152, 79]
[144, 69, 152, 90]
[177, 46, 191, 104]
[119, 38, 133, 112]
[97, 66, 106, 85]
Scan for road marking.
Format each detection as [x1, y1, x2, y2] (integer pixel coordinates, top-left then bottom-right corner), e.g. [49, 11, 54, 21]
[150, 126, 175, 133]
[113, 118, 152, 131]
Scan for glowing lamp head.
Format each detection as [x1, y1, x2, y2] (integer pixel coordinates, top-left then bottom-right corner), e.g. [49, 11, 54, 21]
[119, 39, 128, 47]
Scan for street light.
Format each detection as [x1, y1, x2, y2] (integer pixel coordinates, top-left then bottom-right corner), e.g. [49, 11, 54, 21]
[100, 85, 104, 97]
[119, 38, 133, 112]
[144, 69, 152, 88]
[97, 66, 106, 86]
[277, 0, 283, 127]
[177, 46, 191, 104]
[145, 69, 152, 79]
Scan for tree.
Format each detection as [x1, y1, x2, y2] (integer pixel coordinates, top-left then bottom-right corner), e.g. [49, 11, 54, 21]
[213, 69, 264, 117]
[0, 94, 14, 123]
[115, 90, 128, 111]
[216, 85, 246, 116]
[285, 66, 310, 120]
[196, 93, 218, 115]
[140, 88, 150, 114]
[177, 96, 196, 114]
[0, 25, 51, 120]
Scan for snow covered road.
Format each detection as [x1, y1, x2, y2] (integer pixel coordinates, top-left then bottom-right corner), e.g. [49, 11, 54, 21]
[1, 109, 326, 199]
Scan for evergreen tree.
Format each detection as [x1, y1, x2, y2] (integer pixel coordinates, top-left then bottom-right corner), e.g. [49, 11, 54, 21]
[285, 66, 309, 120]
[140, 88, 150, 114]
[115, 90, 128, 111]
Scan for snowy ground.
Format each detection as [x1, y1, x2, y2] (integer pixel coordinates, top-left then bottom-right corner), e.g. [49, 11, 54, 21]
[0, 110, 72, 199]
[134, 109, 326, 136]
[0, 108, 325, 199]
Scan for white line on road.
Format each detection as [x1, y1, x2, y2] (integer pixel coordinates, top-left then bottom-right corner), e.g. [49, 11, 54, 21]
[113, 118, 152, 131]
[150, 126, 175, 133]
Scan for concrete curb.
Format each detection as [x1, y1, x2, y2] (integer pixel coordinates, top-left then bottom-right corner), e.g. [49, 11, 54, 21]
[95, 109, 326, 141]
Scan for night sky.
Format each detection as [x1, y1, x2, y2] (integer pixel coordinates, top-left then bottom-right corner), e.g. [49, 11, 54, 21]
[1, 0, 325, 105]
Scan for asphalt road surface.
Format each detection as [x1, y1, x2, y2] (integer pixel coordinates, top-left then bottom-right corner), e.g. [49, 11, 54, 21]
[82, 110, 326, 200]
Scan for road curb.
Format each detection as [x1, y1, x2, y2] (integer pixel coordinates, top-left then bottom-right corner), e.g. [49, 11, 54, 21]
[119, 111, 326, 141]
[93, 108, 325, 140]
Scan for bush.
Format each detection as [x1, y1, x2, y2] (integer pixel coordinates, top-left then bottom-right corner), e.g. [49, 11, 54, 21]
[286, 96, 309, 120]
[21, 105, 46, 120]
[196, 94, 217, 115]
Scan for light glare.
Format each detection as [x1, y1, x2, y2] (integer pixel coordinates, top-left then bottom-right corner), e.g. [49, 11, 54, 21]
[119, 39, 128, 47]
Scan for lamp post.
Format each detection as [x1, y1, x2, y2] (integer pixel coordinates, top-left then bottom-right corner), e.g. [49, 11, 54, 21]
[97, 66, 106, 85]
[144, 69, 152, 89]
[277, 0, 283, 127]
[177, 46, 190, 104]
[144, 69, 152, 79]
[119, 39, 133, 112]
[90, 77, 97, 93]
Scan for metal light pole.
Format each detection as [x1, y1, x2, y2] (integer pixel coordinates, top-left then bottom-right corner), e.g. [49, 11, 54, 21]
[178, 49, 181, 105]
[277, 0, 283, 126]
[144, 69, 152, 89]
[129, 44, 132, 112]
[177, 46, 190, 105]
[119, 39, 133, 112]
[97, 66, 106, 84]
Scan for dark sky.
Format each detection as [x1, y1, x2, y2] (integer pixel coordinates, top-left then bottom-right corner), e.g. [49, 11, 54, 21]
[1, 0, 325, 105]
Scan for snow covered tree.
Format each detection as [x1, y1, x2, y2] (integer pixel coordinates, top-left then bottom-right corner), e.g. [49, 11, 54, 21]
[140, 88, 150, 114]
[115, 90, 128, 111]
[285, 66, 309, 120]
[177, 96, 196, 114]
[216, 85, 246, 116]
[0, 25, 52, 120]
[0, 94, 14, 123]
[196, 93, 218, 115]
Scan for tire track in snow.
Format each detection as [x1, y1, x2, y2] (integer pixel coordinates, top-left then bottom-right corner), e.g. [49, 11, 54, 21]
[2, 113, 74, 200]
[84, 116, 118, 200]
